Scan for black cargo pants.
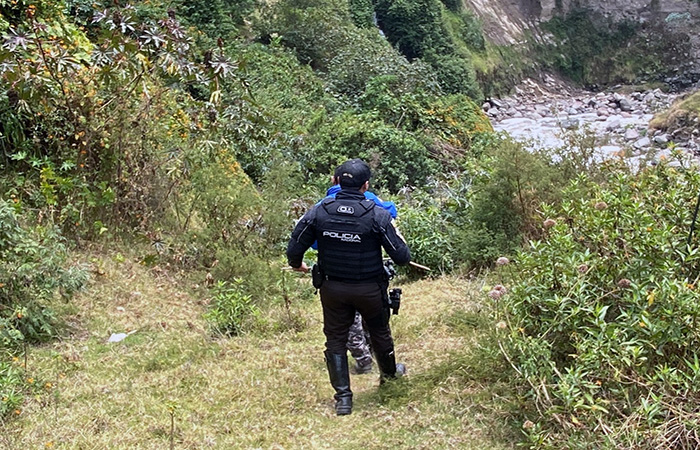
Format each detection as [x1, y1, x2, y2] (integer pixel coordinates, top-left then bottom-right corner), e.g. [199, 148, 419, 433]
[319, 280, 393, 356]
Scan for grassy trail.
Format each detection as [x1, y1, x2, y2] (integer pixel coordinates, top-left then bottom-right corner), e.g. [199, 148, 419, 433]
[2, 252, 516, 449]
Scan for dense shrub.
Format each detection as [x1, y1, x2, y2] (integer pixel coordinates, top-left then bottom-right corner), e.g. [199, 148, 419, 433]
[256, 0, 436, 98]
[0, 200, 87, 349]
[398, 170, 519, 272]
[0, 198, 86, 419]
[162, 154, 308, 307]
[247, 0, 495, 187]
[374, 0, 453, 60]
[0, 4, 232, 234]
[323, 29, 437, 98]
[357, 77, 491, 158]
[439, 0, 461, 13]
[255, 0, 352, 69]
[398, 130, 612, 271]
[495, 158, 700, 448]
[399, 191, 454, 272]
[356, 75, 436, 128]
[373, 0, 486, 98]
[175, 0, 257, 39]
[187, 162, 314, 334]
[397, 164, 513, 272]
[422, 51, 482, 100]
[239, 43, 337, 135]
[456, 10, 486, 52]
[347, 0, 374, 28]
[307, 111, 436, 192]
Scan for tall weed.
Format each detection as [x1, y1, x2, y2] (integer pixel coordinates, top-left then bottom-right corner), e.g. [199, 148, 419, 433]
[494, 157, 700, 448]
[204, 280, 259, 336]
[0, 199, 87, 420]
[0, 200, 87, 349]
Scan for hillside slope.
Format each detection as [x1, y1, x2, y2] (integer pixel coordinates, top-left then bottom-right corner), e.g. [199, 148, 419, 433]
[2, 249, 516, 449]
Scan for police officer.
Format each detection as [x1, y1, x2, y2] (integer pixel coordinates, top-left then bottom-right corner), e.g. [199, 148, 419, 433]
[287, 158, 411, 416]
[317, 169, 399, 375]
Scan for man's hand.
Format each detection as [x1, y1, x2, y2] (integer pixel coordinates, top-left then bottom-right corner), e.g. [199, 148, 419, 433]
[293, 262, 310, 273]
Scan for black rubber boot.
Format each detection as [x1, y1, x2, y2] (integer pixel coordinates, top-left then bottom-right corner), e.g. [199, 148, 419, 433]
[351, 359, 373, 375]
[324, 351, 353, 415]
[376, 349, 406, 383]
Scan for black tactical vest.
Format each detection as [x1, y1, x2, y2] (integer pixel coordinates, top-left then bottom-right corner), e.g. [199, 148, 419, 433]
[315, 196, 384, 282]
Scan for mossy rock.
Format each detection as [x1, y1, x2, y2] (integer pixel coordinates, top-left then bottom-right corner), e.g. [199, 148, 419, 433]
[650, 89, 700, 136]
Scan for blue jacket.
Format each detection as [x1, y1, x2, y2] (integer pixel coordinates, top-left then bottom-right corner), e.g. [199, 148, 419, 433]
[324, 185, 397, 218]
[310, 185, 398, 250]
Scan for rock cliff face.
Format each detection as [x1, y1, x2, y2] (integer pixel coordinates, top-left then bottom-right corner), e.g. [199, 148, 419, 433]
[462, 0, 532, 45]
[465, 0, 700, 73]
[536, 0, 700, 22]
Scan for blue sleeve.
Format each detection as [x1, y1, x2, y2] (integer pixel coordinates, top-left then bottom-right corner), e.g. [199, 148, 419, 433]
[364, 191, 398, 219]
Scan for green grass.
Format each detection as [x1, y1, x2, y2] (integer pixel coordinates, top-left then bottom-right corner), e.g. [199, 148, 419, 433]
[1, 249, 517, 449]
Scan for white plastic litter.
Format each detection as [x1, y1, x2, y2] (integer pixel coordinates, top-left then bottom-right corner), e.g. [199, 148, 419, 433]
[107, 330, 137, 343]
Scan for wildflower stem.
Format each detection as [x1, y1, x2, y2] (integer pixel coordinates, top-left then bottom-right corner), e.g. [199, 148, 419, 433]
[170, 410, 175, 450]
[24, 341, 28, 376]
[282, 271, 292, 323]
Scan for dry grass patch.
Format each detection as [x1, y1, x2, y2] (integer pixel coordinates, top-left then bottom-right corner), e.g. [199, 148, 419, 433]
[2, 252, 515, 450]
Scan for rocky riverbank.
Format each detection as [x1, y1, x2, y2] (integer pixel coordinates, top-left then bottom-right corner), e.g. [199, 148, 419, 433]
[486, 76, 699, 164]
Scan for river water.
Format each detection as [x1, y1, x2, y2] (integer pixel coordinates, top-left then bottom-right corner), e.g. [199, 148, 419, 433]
[486, 77, 696, 164]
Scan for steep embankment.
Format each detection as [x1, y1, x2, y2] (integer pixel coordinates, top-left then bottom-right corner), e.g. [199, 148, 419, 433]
[466, 0, 700, 88]
[2, 249, 516, 449]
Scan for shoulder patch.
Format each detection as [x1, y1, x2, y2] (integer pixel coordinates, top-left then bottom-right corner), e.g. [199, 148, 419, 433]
[360, 199, 375, 211]
[321, 197, 336, 213]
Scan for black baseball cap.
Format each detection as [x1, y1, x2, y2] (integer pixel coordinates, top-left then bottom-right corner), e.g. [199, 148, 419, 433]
[335, 159, 371, 189]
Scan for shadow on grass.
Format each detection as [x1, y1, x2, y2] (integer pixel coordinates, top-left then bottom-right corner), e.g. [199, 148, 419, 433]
[351, 377, 413, 410]
[355, 304, 525, 445]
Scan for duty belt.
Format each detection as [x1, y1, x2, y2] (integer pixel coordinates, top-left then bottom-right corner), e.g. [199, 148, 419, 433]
[324, 275, 383, 284]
